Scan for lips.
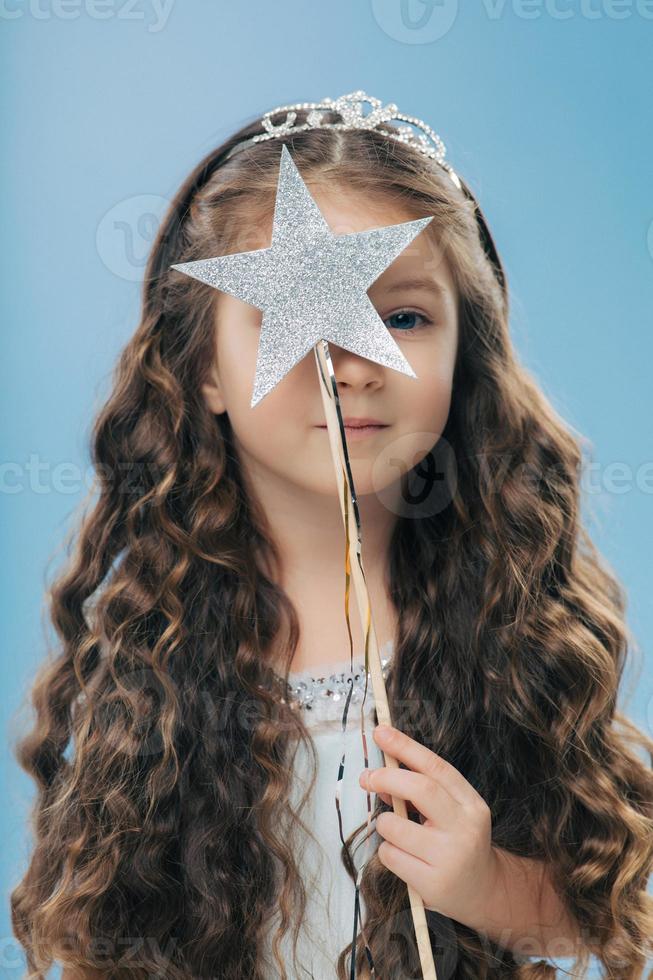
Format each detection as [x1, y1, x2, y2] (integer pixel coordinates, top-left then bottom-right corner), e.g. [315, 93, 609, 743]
[341, 417, 387, 428]
[316, 417, 388, 429]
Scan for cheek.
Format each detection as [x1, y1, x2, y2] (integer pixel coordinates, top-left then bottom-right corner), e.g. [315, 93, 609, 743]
[229, 402, 348, 496]
[216, 331, 259, 405]
[399, 358, 454, 429]
[217, 351, 313, 463]
[226, 395, 288, 458]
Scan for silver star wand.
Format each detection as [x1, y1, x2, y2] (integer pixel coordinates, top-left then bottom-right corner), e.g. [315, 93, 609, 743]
[171, 144, 438, 980]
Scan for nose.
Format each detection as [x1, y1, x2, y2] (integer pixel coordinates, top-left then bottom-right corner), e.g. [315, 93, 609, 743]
[328, 342, 384, 392]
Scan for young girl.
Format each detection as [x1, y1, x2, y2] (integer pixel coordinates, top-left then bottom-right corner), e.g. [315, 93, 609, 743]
[10, 92, 653, 979]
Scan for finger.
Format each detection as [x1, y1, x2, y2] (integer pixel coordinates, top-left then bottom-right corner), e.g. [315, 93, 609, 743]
[373, 724, 480, 809]
[375, 838, 440, 907]
[362, 767, 457, 826]
[375, 789, 419, 816]
[374, 810, 436, 865]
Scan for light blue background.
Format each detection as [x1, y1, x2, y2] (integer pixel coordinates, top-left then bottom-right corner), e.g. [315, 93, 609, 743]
[2, 2, 651, 976]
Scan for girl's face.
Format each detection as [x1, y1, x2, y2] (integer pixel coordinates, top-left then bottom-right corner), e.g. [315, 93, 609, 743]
[201, 187, 459, 502]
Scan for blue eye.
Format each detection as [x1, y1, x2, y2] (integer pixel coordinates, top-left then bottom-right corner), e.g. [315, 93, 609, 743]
[384, 310, 432, 334]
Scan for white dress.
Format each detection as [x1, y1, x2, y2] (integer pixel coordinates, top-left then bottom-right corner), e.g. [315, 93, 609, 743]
[259, 642, 549, 978]
[260, 641, 394, 979]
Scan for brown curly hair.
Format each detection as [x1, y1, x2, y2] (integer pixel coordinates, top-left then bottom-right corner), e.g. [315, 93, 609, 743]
[9, 106, 653, 979]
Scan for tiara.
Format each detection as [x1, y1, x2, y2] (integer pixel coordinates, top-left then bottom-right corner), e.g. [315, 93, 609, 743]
[223, 89, 462, 190]
[219, 89, 507, 294]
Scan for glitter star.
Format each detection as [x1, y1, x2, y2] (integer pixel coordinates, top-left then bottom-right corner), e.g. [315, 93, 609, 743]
[171, 143, 433, 407]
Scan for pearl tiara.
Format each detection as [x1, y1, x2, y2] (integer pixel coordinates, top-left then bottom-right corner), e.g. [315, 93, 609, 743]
[223, 89, 463, 191]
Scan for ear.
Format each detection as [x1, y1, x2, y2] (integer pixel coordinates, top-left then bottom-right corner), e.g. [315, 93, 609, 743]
[201, 363, 226, 415]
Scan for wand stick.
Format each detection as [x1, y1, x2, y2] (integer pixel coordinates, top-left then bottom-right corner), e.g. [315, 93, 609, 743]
[314, 339, 437, 980]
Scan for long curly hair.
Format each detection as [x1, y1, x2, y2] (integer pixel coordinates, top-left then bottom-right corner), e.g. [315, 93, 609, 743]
[10, 107, 653, 979]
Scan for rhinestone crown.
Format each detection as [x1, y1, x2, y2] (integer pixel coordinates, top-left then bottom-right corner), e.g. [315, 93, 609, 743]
[224, 89, 462, 191]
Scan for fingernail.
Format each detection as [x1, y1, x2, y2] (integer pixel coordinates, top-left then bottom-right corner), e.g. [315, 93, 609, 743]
[375, 724, 391, 737]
